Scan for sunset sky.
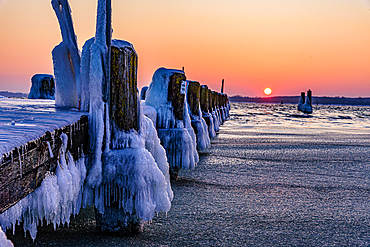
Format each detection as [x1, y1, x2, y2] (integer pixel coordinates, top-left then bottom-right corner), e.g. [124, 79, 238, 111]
[0, 0, 369, 97]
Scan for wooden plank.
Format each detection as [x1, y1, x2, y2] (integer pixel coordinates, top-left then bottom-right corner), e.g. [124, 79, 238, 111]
[0, 115, 88, 213]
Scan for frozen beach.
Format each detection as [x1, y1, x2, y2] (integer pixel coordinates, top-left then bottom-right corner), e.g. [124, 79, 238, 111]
[6, 103, 370, 246]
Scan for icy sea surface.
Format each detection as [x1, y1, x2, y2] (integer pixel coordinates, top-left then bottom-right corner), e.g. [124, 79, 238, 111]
[7, 103, 370, 246]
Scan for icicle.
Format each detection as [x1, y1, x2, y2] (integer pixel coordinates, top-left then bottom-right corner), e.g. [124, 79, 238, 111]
[104, 102, 110, 152]
[18, 148, 22, 178]
[45, 141, 54, 158]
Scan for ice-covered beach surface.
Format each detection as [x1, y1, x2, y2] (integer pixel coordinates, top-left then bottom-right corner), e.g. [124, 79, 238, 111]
[6, 102, 370, 246]
[0, 98, 85, 158]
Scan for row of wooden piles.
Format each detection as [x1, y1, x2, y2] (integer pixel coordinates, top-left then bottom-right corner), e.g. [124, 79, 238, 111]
[0, 42, 229, 233]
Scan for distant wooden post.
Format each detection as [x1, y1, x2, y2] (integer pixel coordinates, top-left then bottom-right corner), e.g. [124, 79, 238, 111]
[221, 79, 224, 94]
[200, 85, 209, 113]
[212, 91, 218, 112]
[187, 81, 201, 117]
[168, 73, 187, 121]
[208, 89, 213, 112]
[200, 85, 211, 127]
[140, 86, 148, 100]
[307, 89, 312, 106]
[301, 92, 305, 104]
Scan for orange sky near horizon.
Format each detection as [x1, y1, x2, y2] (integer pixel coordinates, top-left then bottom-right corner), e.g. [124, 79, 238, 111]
[0, 0, 369, 97]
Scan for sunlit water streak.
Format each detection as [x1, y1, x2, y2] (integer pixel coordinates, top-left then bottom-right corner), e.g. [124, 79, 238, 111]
[7, 102, 370, 246]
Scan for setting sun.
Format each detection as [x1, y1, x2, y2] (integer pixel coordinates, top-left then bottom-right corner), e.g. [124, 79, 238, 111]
[264, 88, 272, 95]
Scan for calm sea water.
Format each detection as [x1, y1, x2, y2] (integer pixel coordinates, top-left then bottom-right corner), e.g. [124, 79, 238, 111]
[229, 102, 370, 129]
[8, 103, 370, 246]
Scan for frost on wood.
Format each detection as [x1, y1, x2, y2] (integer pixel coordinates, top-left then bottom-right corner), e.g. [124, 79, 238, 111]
[83, 41, 172, 233]
[0, 133, 86, 241]
[145, 68, 199, 178]
[28, 74, 55, 100]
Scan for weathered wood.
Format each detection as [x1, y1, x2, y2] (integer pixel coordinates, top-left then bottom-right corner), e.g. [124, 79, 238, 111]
[0, 115, 88, 213]
[168, 72, 187, 120]
[208, 89, 213, 112]
[187, 81, 201, 116]
[200, 85, 209, 113]
[110, 45, 139, 133]
[307, 89, 312, 105]
[212, 91, 218, 111]
[28, 74, 55, 100]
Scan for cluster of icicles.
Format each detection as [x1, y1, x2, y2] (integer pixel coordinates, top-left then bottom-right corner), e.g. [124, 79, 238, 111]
[0, 133, 86, 241]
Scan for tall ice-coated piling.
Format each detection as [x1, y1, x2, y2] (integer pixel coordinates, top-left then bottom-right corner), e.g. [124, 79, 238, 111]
[110, 42, 139, 133]
[94, 40, 143, 233]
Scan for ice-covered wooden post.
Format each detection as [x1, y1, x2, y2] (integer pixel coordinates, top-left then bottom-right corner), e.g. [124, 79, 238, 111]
[200, 85, 216, 138]
[221, 93, 229, 120]
[94, 40, 143, 233]
[51, 0, 81, 108]
[80, 0, 173, 235]
[145, 68, 199, 179]
[187, 81, 210, 150]
[200, 85, 209, 115]
[307, 89, 312, 106]
[140, 86, 149, 100]
[217, 93, 224, 123]
[169, 72, 186, 121]
[28, 74, 55, 100]
[302, 89, 313, 114]
[298, 92, 305, 112]
[110, 42, 138, 133]
[210, 90, 220, 133]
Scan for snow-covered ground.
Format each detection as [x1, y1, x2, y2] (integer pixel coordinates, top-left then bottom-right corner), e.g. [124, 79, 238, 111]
[0, 98, 85, 160]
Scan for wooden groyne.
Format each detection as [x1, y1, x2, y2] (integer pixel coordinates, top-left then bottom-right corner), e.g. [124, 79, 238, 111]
[0, 0, 230, 239]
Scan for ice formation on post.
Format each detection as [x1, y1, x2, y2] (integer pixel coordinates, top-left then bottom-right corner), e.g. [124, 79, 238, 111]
[211, 90, 221, 133]
[302, 96, 312, 114]
[298, 92, 305, 112]
[0, 133, 86, 241]
[51, 0, 81, 108]
[200, 85, 216, 139]
[0, 226, 13, 247]
[145, 68, 199, 179]
[79, 0, 112, 190]
[187, 81, 210, 150]
[82, 39, 173, 233]
[28, 74, 55, 100]
[298, 90, 312, 114]
[140, 86, 149, 100]
[141, 103, 157, 125]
